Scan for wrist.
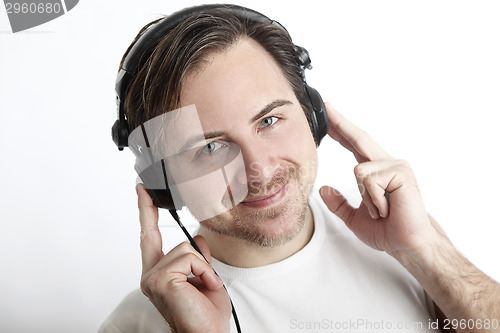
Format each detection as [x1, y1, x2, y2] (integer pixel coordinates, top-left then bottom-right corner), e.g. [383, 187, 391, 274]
[389, 229, 450, 274]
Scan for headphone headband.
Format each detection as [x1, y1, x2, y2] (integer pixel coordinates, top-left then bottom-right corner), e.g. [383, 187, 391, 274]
[121, 5, 272, 74]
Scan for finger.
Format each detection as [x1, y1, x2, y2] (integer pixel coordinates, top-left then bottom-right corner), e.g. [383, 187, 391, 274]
[360, 190, 382, 220]
[168, 252, 223, 291]
[143, 252, 223, 299]
[325, 102, 391, 162]
[327, 116, 374, 164]
[137, 183, 163, 273]
[142, 241, 220, 295]
[354, 163, 391, 218]
[355, 160, 415, 218]
[331, 131, 370, 164]
[362, 178, 388, 218]
[192, 235, 212, 265]
[319, 186, 356, 225]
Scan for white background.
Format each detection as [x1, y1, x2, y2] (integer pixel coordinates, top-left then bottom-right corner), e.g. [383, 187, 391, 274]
[1, 1, 499, 332]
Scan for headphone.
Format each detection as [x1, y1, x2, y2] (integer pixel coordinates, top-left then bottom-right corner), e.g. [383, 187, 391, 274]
[112, 4, 329, 210]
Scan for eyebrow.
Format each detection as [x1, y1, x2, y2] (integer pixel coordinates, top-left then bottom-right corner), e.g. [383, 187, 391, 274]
[180, 99, 293, 151]
[250, 99, 293, 124]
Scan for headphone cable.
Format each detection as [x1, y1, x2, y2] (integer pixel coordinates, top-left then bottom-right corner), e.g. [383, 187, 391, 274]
[169, 209, 242, 333]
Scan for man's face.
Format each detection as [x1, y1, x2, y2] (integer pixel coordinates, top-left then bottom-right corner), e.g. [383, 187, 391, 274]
[177, 38, 318, 247]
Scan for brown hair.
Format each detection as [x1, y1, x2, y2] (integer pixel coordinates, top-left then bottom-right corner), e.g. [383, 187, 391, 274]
[121, 8, 311, 132]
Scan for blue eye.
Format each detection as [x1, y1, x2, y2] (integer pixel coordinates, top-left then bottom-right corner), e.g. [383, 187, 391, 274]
[260, 116, 278, 128]
[201, 141, 224, 154]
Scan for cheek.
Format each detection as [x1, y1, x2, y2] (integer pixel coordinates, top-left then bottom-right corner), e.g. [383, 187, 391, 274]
[274, 115, 318, 183]
[175, 172, 231, 220]
[293, 116, 318, 181]
[281, 114, 317, 160]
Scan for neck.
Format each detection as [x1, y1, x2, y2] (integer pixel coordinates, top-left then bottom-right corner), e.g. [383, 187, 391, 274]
[198, 205, 314, 268]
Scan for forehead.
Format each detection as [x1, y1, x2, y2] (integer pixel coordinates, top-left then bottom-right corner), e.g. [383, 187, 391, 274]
[179, 38, 297, 130]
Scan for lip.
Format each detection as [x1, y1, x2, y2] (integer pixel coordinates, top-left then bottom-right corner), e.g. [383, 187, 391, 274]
[241, 181, 289, 208]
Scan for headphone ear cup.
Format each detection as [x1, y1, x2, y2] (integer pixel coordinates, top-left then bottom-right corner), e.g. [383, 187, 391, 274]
[138, 164, 184, 210]
[146, 188, 176, 210]
[112, 119, 130, 151]
[147, 187, 184, 210]
[304, 84, 329, 146]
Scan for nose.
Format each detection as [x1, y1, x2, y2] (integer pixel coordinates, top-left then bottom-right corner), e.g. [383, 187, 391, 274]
[238, 137, 281, 186]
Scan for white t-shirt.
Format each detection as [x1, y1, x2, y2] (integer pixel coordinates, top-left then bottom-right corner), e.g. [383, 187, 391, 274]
[99, 195, 438, 333]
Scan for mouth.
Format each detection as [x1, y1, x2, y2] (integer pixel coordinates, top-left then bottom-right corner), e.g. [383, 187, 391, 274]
[241, 180, 289, 208]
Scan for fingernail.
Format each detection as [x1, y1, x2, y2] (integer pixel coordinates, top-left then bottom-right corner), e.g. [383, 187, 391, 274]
[368, 207, 378, 219]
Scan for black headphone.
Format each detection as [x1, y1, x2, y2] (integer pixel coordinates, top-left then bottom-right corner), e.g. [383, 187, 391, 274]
[112, 4, 329, 210]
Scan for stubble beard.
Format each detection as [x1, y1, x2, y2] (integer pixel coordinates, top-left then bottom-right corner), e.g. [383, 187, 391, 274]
[199, 166, 311, 247]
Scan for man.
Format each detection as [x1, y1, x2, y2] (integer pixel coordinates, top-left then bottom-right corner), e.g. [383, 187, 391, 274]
[101, 5, 500, 333]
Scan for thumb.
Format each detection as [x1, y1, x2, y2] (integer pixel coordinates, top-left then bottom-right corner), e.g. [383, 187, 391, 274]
[319, 186, 355, 224]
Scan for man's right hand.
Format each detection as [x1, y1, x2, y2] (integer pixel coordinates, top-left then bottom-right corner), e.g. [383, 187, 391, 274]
[136, 184, 232, 333]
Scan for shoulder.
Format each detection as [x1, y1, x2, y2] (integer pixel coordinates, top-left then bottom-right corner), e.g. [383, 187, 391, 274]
[98, 289, 171, 333]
